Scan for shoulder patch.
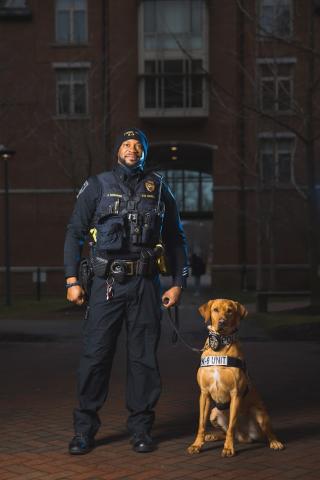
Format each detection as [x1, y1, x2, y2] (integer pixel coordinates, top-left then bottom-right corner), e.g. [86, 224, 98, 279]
[77, 180, 89, 198]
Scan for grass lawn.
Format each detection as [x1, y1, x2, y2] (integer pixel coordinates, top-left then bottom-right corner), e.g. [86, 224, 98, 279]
[1, 292, 320, 341]
[245, 311, 320, 340]
[0, 296, 80, 320]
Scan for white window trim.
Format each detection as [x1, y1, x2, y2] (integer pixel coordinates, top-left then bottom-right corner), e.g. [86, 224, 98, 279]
[138, 0, 209, 118]
[2, 0, 26, 7]
[52, 62, 91, 69]
[55, 0, 88, 45]
[257, 57, 297, 64]
[258, 131, 296, 138]
[54, 65, 89, 118]
[257, 0, 293, 40]
[257, 57, 296, 114]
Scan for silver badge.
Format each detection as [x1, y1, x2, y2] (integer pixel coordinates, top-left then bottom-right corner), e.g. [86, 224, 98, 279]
[209, 333, 221, 351]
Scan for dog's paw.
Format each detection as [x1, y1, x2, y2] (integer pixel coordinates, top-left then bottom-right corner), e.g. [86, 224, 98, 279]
[270, 440, 285, 450]
[221, 446, 236, 457]
[187, 444, 202, 455]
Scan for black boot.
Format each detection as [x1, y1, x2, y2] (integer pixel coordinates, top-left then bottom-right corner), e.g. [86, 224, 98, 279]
[131, 432, 155, 453]
[68, 433, 95, 455]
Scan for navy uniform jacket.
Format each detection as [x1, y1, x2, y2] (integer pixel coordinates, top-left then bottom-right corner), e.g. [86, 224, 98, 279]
[64, 164, 189, 287]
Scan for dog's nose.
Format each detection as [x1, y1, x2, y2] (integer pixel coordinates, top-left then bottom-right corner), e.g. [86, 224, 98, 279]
[218, 318, 226, 327]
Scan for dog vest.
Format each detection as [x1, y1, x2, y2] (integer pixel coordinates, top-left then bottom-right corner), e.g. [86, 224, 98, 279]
[200, 355, 248, 410]
[200, 355, 246, 370]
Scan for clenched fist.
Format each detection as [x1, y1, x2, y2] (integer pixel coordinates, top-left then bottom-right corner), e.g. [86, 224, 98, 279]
[66, 277, 86, 306]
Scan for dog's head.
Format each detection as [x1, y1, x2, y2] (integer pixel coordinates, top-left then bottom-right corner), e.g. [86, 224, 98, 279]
[198, 299, 247, 335]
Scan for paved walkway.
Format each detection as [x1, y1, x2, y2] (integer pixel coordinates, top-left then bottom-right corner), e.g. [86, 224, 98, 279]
[0, 291, 319, 479]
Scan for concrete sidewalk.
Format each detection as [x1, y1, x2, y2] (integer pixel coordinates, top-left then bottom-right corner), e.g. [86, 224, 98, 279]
[0, 293, 319, 479]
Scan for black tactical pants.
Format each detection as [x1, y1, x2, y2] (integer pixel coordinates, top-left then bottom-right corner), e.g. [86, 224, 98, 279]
[73, 274, 162, 438]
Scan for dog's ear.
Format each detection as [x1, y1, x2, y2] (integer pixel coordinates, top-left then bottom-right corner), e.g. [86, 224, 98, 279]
[199, 300, 214, 323]
[236, 302, 248, 319]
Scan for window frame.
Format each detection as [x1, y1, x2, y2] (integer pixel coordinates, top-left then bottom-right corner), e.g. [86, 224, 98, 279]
[257, 0, 293, 39]
[1, 0, 26, 7]
[257, 57, 296, 114]
[258, 133, 295, 186]
[55, 0, 88, 45]
[53, 63, 90, 118]
[138, 0, 209, 118]
[158, 168, 213, 213]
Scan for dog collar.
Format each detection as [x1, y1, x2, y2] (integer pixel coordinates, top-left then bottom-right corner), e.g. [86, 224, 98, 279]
[208, 330, 238, 351]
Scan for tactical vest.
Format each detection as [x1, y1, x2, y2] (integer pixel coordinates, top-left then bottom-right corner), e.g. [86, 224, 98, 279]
[92, 171, 165, 257]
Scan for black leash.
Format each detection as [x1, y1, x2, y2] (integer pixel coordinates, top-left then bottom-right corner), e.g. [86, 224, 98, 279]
[171, 305, 179, 344]
[165, 306, 203, 354]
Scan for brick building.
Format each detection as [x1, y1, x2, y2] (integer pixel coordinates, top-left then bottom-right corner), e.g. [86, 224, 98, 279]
[0, 0, 319, 296]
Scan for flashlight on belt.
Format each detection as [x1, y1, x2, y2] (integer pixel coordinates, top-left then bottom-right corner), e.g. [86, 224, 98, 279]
[154, 243, 169, 274]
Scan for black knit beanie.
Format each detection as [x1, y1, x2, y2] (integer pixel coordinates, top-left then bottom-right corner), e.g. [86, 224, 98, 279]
[113, 128, 149, 170]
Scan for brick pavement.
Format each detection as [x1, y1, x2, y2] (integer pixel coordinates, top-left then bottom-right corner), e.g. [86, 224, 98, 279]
[0, 293, 320, 480]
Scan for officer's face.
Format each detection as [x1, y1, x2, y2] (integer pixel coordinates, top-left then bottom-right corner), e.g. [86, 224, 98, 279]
[118, 139, 143, 167]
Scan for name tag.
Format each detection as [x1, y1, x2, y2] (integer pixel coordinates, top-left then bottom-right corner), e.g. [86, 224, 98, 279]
[200, 356, 228, 367]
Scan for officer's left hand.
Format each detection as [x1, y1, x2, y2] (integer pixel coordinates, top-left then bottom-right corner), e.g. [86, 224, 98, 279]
[162, 286, 182, 308]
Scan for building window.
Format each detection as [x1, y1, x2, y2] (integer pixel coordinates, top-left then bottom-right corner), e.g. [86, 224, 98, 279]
[143, 0, 203, 50]
[145, 59, 204, 109]
[55, 0, 87, 44]
[139, 0, 208, 117]
[0, 0, 31, 15]
[259, 136, 295, 185]
[258, 60, 295, 113]
[55, 69, 88, 117]
[158, 169, 213, 212]
[258, 0, 293, 38]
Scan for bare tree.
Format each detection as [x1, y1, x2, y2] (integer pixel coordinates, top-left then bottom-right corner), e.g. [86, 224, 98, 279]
[234, 0, 320, 304]
[168, 0, 320, 303]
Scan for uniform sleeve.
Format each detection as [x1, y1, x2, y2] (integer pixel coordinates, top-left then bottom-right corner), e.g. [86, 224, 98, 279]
[64, 177, 101, 278]
[161, 182, 189, 288]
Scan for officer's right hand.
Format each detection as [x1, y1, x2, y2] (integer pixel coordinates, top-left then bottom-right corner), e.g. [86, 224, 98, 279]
[67, 285, 86, 305]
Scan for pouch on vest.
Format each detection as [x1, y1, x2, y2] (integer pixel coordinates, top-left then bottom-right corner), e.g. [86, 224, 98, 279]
[141, 210, 163, 246]
[78, 257, 94, 298]
[136, 248, 156, 275]
[96, 215, 125, 251]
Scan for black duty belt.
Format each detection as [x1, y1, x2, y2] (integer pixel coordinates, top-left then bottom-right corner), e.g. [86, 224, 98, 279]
[200, 355, 249, 411]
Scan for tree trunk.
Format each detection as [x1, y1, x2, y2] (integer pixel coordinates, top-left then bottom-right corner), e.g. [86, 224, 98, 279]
[306, 7, 320, 308]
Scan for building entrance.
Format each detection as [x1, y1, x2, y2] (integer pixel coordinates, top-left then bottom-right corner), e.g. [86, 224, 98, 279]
[148, 141, 216, 286]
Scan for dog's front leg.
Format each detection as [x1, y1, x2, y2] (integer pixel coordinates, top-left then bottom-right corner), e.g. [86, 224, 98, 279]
[252, 406, 285, 451]
[222, 394, 241, 457]
[187, 391, 210, 454]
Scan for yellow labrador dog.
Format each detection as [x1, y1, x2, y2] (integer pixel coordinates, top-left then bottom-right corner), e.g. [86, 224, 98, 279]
[188, 299, 284, 457]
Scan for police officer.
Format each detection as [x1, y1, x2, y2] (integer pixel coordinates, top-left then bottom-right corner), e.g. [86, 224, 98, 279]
[64, 128, 188, 455]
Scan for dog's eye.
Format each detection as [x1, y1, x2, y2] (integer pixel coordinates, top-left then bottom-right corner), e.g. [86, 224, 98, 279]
[213, 307, 219, 313]
[227, 308, 233, 314]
